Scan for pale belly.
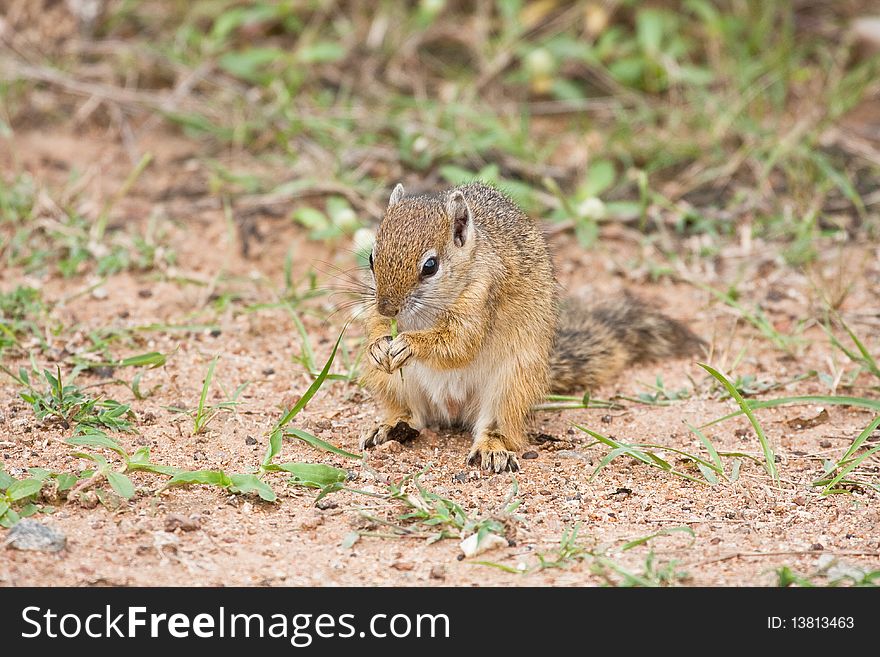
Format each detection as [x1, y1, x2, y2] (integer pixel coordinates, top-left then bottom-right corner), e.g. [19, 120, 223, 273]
[403, 360, 485, 429]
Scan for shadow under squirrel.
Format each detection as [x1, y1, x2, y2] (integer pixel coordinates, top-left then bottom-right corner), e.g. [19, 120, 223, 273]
[360, 182, 703, 472]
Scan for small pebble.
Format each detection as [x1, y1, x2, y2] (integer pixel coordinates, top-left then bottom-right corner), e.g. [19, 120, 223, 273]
[6, 520, 66, 552]
[312, 419, 332, 432]
[298, 512, 324, 531]
[164, 513, 201, 532]
[521, 451, 538, 460]
[377, 440, 403, 454]
[78, 491, 99, 509]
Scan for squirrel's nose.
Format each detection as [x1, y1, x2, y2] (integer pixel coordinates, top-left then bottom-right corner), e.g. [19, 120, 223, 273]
[377, 297, 399, 317]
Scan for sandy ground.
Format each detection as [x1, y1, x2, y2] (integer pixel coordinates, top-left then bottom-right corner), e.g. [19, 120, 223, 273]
[1, 128, 878, 587]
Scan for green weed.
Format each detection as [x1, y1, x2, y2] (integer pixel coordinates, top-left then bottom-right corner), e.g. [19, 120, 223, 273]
[381, 472, 520, 545]
[166, 356, 247, 435]
[577, 425, 723, 485]
[813, 416, 880, 495]
[476, 523, 693, 586]
[0, 285, 45, 353]
[777, 565, 879, 588]
[0, 463, 47, 528]
[1, 365, 134, 433]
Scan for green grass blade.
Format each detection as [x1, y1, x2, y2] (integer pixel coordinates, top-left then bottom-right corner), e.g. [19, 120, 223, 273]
[818, 445, 880, 495]
[593, 556, 656, 587]
[126, 461, 181, 477]
[469, 561, 523, 574]
[286, 306, 317, 374]
[620, 526, 695, 551]
[261, 329, 344, 470]
[836, 312, 880, 379]
[272, 329, 344, 434]
[641, 443, 720, 472]
[286, 427, 361, 460]
[578, 426, 706, 484]
[195, 356, 218, 432]
[840, 415, 880, 464]
[686, 423, 724, 473]
[699, 363, 778, 482]
[702, 395, 880, 428]
[116, 351, 168, 368]
[261, 429, 284, 470]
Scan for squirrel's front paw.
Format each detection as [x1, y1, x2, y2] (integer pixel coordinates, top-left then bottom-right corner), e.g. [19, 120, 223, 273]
[467, 433, 521, 473]
[387, 334, 413, 372]
[360, 420, 420, 449]
[367, 336, 393, 373]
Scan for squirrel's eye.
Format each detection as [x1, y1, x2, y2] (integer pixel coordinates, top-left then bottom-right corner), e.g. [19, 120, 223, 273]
[369, 252, 374, 270]
[421, 257, 438, 277]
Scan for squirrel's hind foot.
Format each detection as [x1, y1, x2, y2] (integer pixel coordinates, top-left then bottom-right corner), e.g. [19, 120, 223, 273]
[360, 420, 420, 449]
[467, 431, 521, 473]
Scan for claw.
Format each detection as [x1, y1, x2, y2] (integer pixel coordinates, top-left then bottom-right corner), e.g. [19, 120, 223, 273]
[387, 334, 412, 372]
[359, 424, 384, 449]
[360, 420, 420, 449]
[467, 430, 521, 473]
[466, 447, 520, 473]
[367, 336, 393, 372]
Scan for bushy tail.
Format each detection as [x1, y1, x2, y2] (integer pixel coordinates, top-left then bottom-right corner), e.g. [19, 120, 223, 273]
[549, 294, 704, 393]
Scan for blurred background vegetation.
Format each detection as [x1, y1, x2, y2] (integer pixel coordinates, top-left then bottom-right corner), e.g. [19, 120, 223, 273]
[1, 0, 879, 268]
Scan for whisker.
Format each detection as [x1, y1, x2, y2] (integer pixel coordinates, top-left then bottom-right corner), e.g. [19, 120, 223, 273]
[324, 290, 373, 303]
[310, 260, 373, 289]
[324, 302, 370, 328]
[312, 280, 373, 296]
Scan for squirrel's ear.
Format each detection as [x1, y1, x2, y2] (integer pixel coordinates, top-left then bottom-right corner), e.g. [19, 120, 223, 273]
[447, 190, 472, 248]
[388, 183, 406, 208]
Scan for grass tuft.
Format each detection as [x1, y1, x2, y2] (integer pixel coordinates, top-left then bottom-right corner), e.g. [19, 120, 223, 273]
[699, 363, 778, 482]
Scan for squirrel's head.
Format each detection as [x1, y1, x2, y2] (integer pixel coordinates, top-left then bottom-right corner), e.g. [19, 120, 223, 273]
[369, 183, 477, 329]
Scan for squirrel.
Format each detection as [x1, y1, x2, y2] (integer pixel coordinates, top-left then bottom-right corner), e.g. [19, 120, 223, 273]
[359, 182, 703, 473]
